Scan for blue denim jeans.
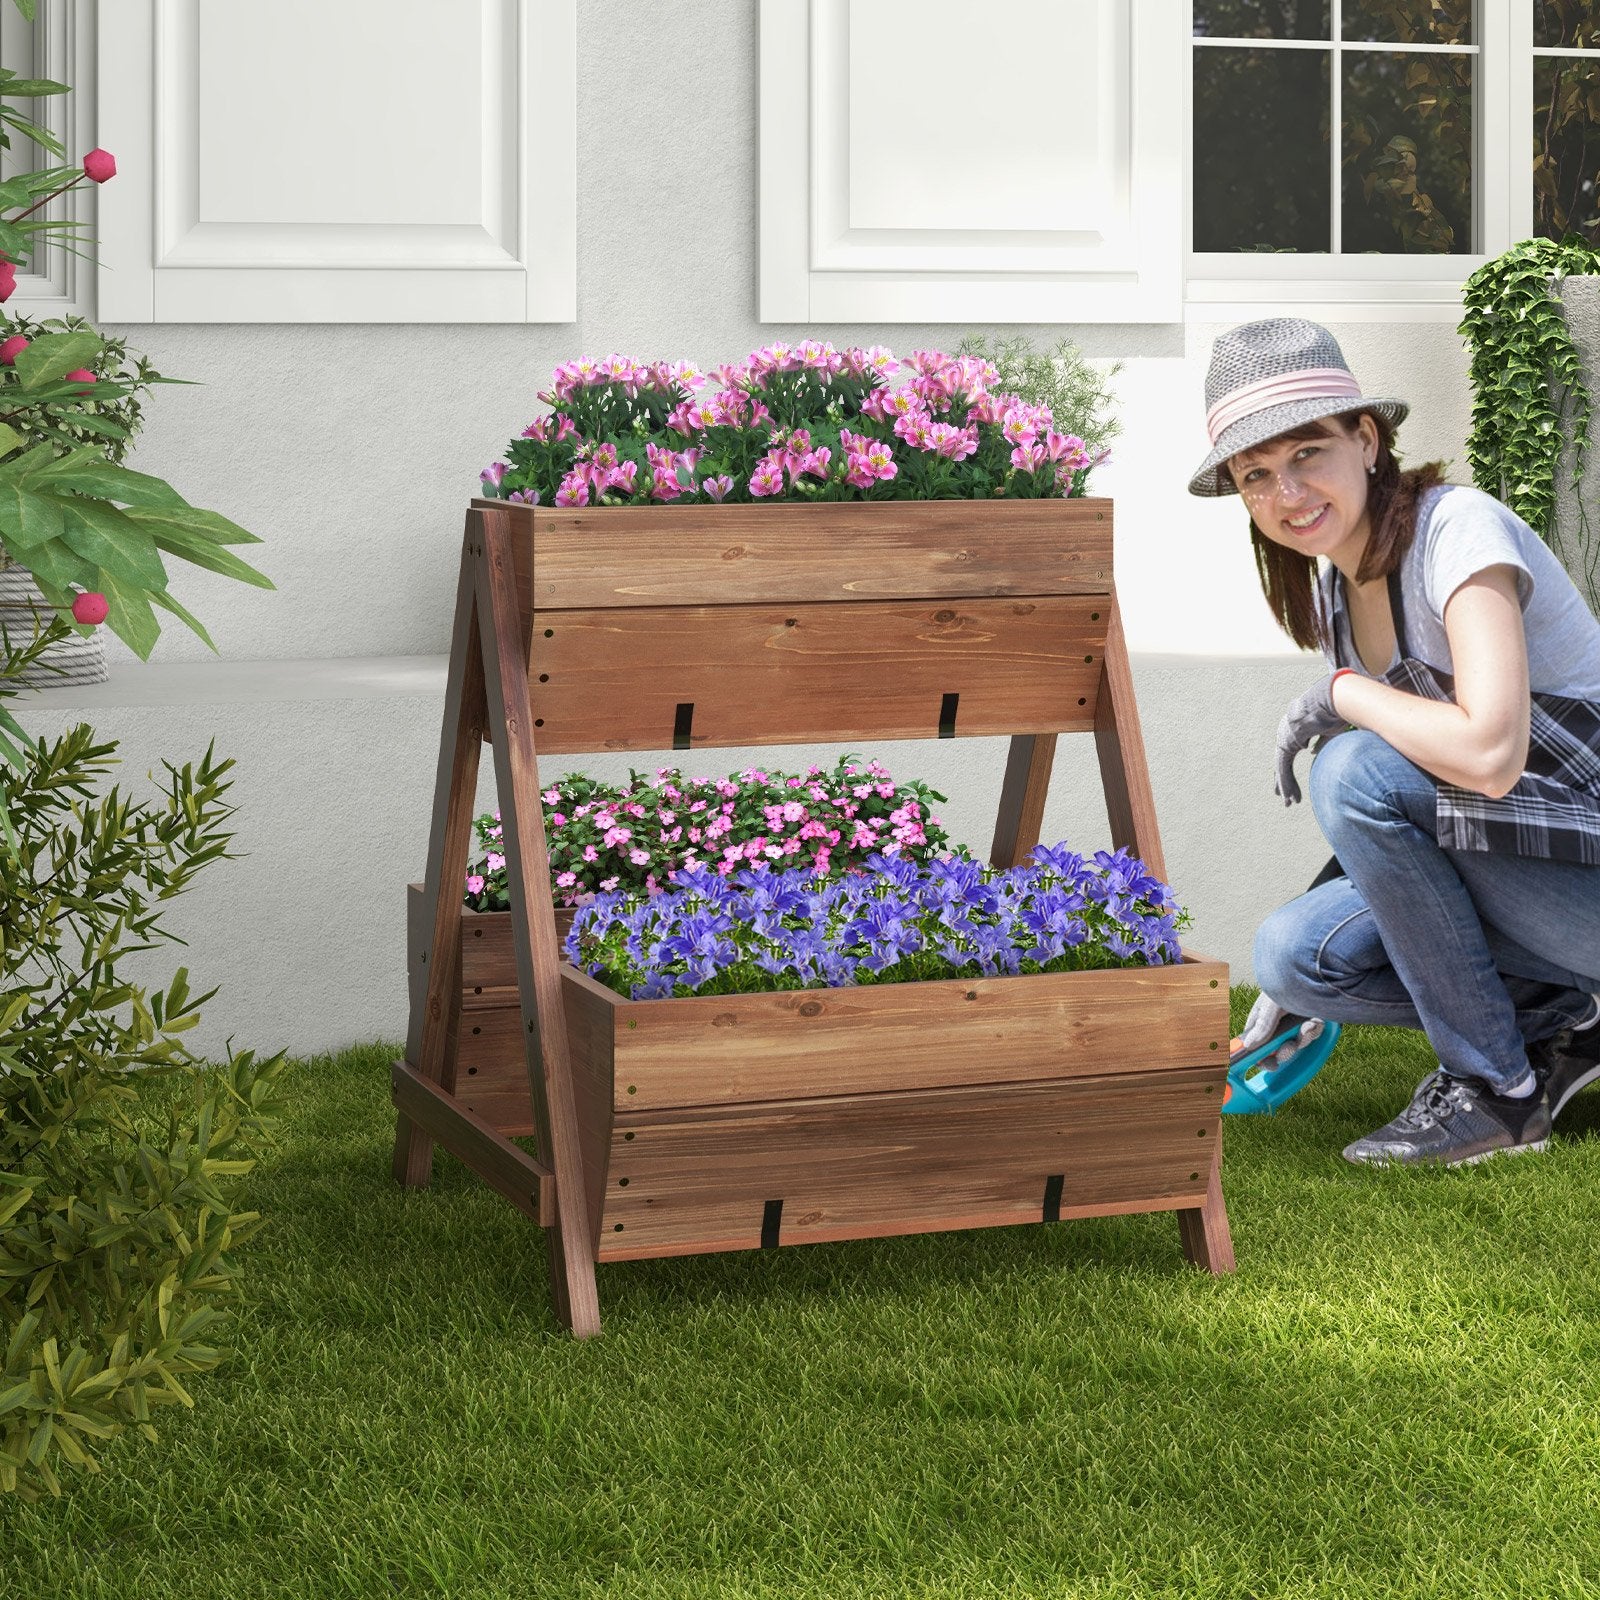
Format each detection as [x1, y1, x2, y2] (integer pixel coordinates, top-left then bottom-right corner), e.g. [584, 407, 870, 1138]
[1253, 730, 1600, 1094]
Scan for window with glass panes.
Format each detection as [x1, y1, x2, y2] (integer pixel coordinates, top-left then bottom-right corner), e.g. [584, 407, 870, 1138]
[1193, 3, 1600, 266]
[1535, 3, 1600, 240]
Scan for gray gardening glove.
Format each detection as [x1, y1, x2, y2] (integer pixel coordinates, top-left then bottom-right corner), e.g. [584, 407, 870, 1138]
[1274, 673, 1350, 805]
[1236, 991, 1324, 1065]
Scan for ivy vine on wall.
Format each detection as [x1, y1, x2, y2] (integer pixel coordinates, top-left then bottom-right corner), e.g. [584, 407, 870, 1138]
[1459, 234, 1600, 606]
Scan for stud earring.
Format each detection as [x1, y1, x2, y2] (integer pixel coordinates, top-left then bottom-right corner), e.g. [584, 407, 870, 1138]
[1366, 463, 1376, 475]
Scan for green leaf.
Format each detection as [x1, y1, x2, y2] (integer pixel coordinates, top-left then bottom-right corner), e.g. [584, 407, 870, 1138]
[0, 478, 64, 552]
[99, 570, 161, 661]
[12, 331, 103, 392]
[135, 502, 262, 546]
[16, 533, 95, 594]
[148, 588, 216, 654]
[29, 453, 186, 508]
[59, 500, 169, 591]
[133, 515, 275, 589]
[0, 176, 34, 208]
[0, 424, 24, 461]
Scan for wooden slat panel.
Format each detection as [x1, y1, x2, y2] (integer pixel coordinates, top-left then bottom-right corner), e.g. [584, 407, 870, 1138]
[522, 595, 1108, 752]
[472, 497, 1115, 610]
[390, 1060, 552, 1222]
[595, 1067, 1222, 1260]
[597, 959, 1227, 1111]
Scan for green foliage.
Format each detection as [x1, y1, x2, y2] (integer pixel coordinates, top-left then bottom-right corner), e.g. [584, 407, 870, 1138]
[0, 332, 273, 662]
[952, 333, 1122, 464]
[1459, 234, 1600, 604]
[0, 314, 166, 466]
[0, 622, 283, 1499]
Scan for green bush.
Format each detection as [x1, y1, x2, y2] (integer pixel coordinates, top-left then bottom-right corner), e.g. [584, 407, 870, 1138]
[953, 332, 1122, 464]
[0, 620, 284, 1499]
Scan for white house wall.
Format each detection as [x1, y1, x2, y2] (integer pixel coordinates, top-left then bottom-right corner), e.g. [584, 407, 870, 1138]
[11, 0, 1479, 1058]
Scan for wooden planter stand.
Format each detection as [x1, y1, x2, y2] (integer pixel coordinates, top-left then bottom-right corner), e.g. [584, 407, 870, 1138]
[393, 498, 1234, 1338]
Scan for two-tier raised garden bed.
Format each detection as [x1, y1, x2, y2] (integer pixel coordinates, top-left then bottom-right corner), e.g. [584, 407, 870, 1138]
[392, 498, 1233, 1338]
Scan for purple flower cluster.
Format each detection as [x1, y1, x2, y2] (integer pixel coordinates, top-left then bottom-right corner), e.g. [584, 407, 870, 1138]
[565, 842, 1188, 1001]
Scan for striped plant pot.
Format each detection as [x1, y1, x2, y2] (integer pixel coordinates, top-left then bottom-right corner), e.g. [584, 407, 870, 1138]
[0, 560, 107, 687]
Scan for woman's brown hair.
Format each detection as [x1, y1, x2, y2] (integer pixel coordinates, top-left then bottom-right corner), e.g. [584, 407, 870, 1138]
[1244, 411, 1445, 652]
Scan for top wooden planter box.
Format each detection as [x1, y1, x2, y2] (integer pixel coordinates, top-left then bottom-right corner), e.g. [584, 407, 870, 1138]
[392, 497, 1233, 1339]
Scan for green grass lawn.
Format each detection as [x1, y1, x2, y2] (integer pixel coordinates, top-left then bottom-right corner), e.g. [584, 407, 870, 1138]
[7, 993, 1600, 1600]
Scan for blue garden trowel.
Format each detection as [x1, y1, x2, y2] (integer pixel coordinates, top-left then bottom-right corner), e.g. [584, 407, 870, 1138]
[1223, 1015, 1342, 1115]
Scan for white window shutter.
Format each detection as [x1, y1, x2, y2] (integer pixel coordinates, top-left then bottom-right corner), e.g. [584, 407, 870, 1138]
[760, 0, 1183, 324]
[95, 0, 576, 323]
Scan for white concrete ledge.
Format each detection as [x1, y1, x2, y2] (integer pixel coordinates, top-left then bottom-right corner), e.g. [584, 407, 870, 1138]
[14, 654, 451, 710]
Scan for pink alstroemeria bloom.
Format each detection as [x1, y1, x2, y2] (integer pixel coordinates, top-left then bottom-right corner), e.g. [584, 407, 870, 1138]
[650, 472, 684, 502]
[858, 387, 891, 421]
[1002, 409, 1039, 447]
[844, 454, 878, 491]
[929, 423, 979, 461]
[893, 413, 935, 450]
[666, 401, 703, 437]
[903, 349, 949, 377]
[554, 472, 590, 508]
[506, 487, 541, 505]
[1042, 431, 1089, 468]
[839, 427, 875, 456]
[520, 416, 552, 441]
[748, 458, 786, 497]
[863, 441, 897, 479]
[480, 462, 507, 490]
[702, 473, 736, 502]
[860, 344, 899, 378]
[604, 460, 639, 495]
[796, 446, 832, 480]
[554, 414, 580, 442]
[1011, 442, 1047, 472]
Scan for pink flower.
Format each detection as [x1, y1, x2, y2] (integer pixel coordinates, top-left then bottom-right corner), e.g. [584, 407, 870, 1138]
[506, 488, 540, 505]
[894, 413, 935, 450]
[485, 851, 506, 872]
[629, 848, 651, 865]
[1001, 408, 1039, 447]
[583, 845, 599, 862]
[603, 460, 639, 495]
[929, 422, 978, 461]
[466, 874, 486, 896]
[650, 471, 684, 502]
[702, 473, 735, 502]
[554, 472, 590, 508]
[748, 458, 786, 497]
[542, 787, 561, 804]
[555, 871, 577, 887]
[550, 812, 566, 826]
[0, 259, 17, 303]
[1043, 431, 1090, 469]
[862, 441, 897, 479]
[666, 400, 703, 437]
[844, 454, 877, 490]
[82, 147, 117, 183]
[64, 369, 96, 393]
[796, 446, 831, 481]
[480, 461, 507, 490]
[0, 334, 27, 366]
[1011, 442, 1046, 472]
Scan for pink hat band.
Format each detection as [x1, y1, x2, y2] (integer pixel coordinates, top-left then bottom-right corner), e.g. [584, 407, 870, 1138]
[1204, 367, 1363, 447]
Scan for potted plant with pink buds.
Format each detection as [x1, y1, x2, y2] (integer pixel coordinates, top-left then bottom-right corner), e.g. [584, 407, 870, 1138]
[0, 56, 273, 695]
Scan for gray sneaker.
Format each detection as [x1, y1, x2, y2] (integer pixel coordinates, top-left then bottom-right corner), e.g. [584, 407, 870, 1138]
[1531, 1016, 1600, 1122]
[1342, 1069, 1551, 1167]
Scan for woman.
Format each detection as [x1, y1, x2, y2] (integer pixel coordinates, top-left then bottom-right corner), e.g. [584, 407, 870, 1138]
[1192, 318, 1600, 1166]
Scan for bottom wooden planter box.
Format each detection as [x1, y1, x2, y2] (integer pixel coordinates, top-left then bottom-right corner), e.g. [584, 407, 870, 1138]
[409, 889, 1233, 1264]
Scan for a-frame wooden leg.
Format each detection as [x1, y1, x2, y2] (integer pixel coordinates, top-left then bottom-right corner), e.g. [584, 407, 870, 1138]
[1092, 598, 1168, 882]
[1178, 1148, 1236, 1274]
[1095, 598, 1235, 1272]
[989, 733, 1058, 869]
[476, 508, 602, 1339]
[393, 531, 488, 1189]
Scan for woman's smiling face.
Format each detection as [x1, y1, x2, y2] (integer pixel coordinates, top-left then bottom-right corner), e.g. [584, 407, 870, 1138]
[1228, 412, 1380, 570]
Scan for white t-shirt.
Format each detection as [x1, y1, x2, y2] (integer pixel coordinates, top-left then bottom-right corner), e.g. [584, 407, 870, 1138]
[1317, 483, 1600, 700]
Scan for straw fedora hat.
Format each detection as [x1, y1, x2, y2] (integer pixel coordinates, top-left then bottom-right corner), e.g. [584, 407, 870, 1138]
[1188, 318, 1408, 498]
